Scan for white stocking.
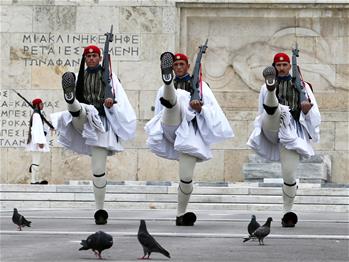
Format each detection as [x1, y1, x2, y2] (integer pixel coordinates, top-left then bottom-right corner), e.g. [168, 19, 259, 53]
[30, 151, 41, 183]
[261, 90, 281, 144]
[177, 153, 197, 217]
[162, 83, 181, 126]
[66, 99, 87, 133]
[91, 147, 108, 210]
[280, 146, 300, 213]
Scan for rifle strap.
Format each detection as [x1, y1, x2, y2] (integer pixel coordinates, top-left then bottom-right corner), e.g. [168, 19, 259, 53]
[76, 55, 86, 103]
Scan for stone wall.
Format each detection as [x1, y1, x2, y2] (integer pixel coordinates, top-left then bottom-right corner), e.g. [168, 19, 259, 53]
[0, 0, 348, 184]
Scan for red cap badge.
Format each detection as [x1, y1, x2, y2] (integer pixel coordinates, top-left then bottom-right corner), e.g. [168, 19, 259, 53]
[83, 45, 101, 56]
[174, 53, 189, 63]
[273, 52, 290, 64]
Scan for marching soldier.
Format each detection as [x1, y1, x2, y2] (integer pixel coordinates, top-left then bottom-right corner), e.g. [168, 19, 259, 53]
[54, 45, 137, 225]
[247, 52, 321, 227]
[145, 52, 234, 226]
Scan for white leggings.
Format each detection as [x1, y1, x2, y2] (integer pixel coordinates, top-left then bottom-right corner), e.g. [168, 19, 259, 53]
[91, 146, 109, 210]
[280, 146, 299, 213]
[262, 89, 300, 213]
[161, 83, 181, 126]
[30, 151, 42, 183]
[67, 99, 87, 133]
[160, 83, 198, 216]
[177, 153, 197, 216]
[261, 89, 281, 144]
[66, 98, 108, 210]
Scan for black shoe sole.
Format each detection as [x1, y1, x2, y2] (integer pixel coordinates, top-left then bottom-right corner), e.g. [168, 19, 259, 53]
[263, 66, 276, 91]
[160, 52, 174, 85]
[62, 72, 76, 103]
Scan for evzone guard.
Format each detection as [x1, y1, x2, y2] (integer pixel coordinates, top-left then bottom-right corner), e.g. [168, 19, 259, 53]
[26, 98, 51, 184]
[52, 41, 136, 225]
[247, 49, 321, 227]
[145, 42, 234, 226]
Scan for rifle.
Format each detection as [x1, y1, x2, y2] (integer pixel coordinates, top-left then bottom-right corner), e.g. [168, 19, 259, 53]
[291, 43, 308, 103]
[102, 25, 114, 100]
[190, 39, 208, 101]
[11, 89, 55, 130]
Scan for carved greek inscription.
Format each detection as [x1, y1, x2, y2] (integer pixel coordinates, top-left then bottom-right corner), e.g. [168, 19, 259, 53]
[20, 33, 140, 66]
[0, 90, 58, 147]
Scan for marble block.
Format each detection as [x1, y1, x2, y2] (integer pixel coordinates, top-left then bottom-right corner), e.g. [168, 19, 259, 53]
[243, 154, 331, 183]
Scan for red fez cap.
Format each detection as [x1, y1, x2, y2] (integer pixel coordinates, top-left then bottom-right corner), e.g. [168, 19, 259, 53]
[174, 53, 188, 63]
[274, 53, 290, 64]
[83, 45, 101, 56]
[32, 98, 43, 106]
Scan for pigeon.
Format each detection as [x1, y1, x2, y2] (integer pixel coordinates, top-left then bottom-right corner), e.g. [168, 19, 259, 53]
[79, 231, 113, 259]
[137, 219, 170, 259]
[247, 215, 260, 237]
[12, 208, 31, 231]
[243, 217, 273, 245]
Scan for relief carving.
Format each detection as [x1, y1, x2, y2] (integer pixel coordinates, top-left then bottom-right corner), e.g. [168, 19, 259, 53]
[203, 27, 348, 92]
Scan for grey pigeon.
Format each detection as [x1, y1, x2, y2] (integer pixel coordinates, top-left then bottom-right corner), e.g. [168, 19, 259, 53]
[79, 231, 113, 259]
[247, 215, 260, 236]
[12, 208, 31, 231]
[137, 219, 170, 259]
[243, 217, 273, 245]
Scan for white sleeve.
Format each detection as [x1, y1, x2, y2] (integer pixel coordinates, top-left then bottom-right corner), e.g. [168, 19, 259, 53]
[104, 72, 137, 140]
[31, 113, 47, 144]
[195, 82, 234, 144]
[299, 83, 321, 143]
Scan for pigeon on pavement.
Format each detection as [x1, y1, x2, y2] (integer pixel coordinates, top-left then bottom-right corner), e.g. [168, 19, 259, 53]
[137, 219, 171, 259]
[243, 217, 273, 245]
[12, 208, 31, 231]
[79, 231, 113, 259]
[247, 214, 260, 236]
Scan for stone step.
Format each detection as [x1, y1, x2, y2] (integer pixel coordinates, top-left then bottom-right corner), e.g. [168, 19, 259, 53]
[1, 183, 348, 212]
[1, 192, 347, 205]
[1, 201, 347, 213]
[0, 184, 348, 196]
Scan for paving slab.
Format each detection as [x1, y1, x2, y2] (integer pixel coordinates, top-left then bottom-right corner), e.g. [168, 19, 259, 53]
[1, 209, 348, 262]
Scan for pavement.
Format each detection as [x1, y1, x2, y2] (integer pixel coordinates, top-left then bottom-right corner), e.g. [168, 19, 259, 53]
[0, 208, 348, 262]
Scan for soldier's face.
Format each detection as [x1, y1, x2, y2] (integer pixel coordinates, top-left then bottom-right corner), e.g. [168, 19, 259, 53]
[36, 103, 43, 110]
[173, 60, 190, 77]
[85, 53, 102, 68]
[275, 62, 291, 76]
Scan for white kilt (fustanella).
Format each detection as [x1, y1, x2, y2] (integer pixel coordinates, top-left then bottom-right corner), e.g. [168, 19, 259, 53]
[52, 74, 136, 156]
[25, 112, 50, 152]
[247, 84, 321, 161]
[145, 83, 234, 161]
